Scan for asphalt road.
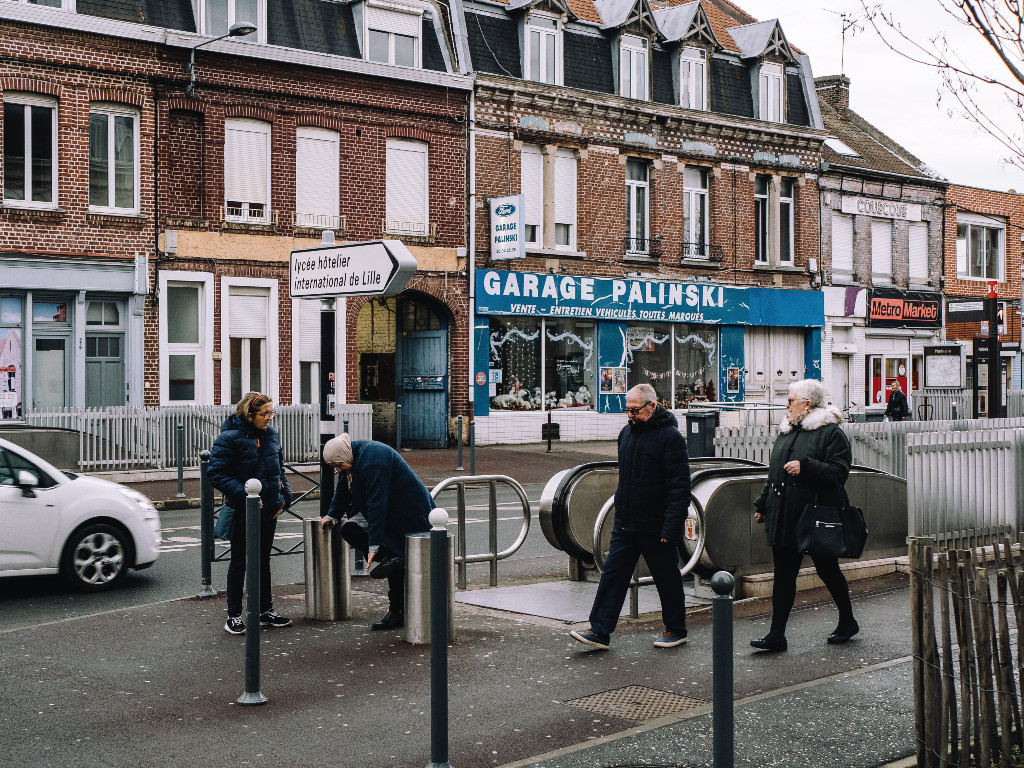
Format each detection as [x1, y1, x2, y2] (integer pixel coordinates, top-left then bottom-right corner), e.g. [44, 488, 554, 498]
[0, 484, 566, 632]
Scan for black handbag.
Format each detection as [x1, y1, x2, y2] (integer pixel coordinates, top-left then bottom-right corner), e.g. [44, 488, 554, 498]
[794, 482, 868, 559]
[213, 504, 234, 540]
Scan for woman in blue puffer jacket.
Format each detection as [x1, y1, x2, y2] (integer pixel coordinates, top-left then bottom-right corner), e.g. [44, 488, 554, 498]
[208, 392, 292, 635]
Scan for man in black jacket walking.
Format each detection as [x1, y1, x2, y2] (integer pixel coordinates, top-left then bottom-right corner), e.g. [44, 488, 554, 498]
[884, 379, 909, 421]
[570, 383, 691, 651]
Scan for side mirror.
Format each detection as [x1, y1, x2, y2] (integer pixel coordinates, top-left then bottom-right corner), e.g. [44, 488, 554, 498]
[16, 470, 39, 498]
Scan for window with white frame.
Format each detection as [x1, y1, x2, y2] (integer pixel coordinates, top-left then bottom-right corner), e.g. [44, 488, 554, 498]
[754, 176, 768, 263]
[625, 159, 649, 253]
[3, 93, 57, 207]
[620, 35, 648, 100]
[909, 221, 928, 282]
[291, 297, 321, 405]
[164, 281, 205, 403]
[679, 47, 707, 110]
[385, 138, 428, 235]
[683, 166, 709, 257]
[201, 0, 264, 42]
[224, 118, 271, 224]
[521, 144, 543, 247]
[870, 219, 893, 282]
[831, 212, 853, 277]
[779, 177, 793, 264]
[525, 13, 561, 85]
[758, 62, 784, 122]
[956, 213, 1004, 281]
[295, 127, 340, 229]
[227, 286, 269, 404]
[89, 105, 138, 213]
[365, 3, 421, 68]
[554, 148, 577, 250]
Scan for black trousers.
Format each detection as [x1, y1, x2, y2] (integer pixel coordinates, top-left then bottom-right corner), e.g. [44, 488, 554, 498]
[768, 545, 854, 637]
[226, 513, 278, 617]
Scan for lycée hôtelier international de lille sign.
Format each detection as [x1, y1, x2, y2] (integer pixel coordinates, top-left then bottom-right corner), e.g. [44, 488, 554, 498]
[289, 240, 417, 299]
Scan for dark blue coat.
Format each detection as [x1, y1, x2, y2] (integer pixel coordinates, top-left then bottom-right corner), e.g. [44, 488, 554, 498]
[614, 406, 691, 542]
[326, 440, 433, 555]
[208, 414, 291, 521]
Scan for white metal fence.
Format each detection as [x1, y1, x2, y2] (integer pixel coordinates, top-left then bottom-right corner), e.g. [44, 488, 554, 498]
[23, 404, 374, 471]
[909, 389, 1024, 421]
[906, 428, 1024, 548]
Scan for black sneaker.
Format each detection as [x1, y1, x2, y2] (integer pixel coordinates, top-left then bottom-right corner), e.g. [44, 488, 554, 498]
[224, 615, 245, 635]
[259, 609, 292, 628]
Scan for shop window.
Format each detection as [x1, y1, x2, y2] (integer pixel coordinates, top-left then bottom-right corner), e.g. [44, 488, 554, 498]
[488, 317, 542, 410]
[956, 213, 1004, 281]
[0, 297, 24, 420]
[625, 159, 649, 254]
[620, 35, 648, 100]
[625, 323, 672, 405]
[525, 13, 561, 85]
[867, 354, 909, 406]
[3, 93, 57, 208]
[679, 47, 706, 111]
[674, 325, 718, 407]
[545, 319, 596, 410]
[224, 119, 271, 224]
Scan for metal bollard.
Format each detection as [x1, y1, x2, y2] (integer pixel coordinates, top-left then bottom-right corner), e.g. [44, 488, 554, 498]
[303, 518, 351, 620]
[175, 424, 186, 498]
[396, 404, 402, 452]
[343, 418, 349, 434]
[712, 570, 735, 768]
[197, 450, 216, 598]
[426, 508, 453, 768]
[403, 523, 455, 645]
[238, 480, 267, 706]
[456, 415, 464, 471]
[469, 419, 476, 476]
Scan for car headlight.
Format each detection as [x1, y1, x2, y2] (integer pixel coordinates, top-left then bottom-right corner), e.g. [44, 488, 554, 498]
[118, 486, 157, 512]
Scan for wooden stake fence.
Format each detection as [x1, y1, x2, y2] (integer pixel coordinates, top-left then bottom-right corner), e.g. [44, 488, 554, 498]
[911, 535, 1024, 767]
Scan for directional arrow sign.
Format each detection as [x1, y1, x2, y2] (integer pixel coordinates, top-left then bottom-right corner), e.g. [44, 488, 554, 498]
[288, 239, 417, 299]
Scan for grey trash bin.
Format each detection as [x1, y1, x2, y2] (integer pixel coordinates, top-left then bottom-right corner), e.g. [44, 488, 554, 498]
[303, 518, 351, 620]
[403, 531, 455, 644]
[685, 410, 717, 458]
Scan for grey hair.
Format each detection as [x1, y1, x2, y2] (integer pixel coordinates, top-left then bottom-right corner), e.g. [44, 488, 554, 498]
[789, 379, 827, 408]
[627, 383, 658, 403]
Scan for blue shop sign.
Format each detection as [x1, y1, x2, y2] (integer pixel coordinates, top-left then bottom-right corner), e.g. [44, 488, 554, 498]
[476, 270, 823, 326]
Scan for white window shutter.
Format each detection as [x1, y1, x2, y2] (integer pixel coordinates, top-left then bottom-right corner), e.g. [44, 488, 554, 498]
[296, 128, 339, 224]
[225, 120, 269, 204]
[554, 148, 576, 227]
[831, 213, 853, 273]
[229, 292, 269, 338]
[909, 222, 928, 279]
[521, 145, 543, 229]
[366, 6, 421, 38]
[386, 139, 428, 233]
[293, 298, 321, 361]
[871, 220, 892, 278]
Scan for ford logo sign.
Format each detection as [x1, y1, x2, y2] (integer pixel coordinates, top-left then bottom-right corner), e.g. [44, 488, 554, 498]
[495, 203, 515, 216]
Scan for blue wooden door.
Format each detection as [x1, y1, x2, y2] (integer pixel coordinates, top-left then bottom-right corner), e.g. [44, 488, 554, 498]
[398, 298, 448, 447]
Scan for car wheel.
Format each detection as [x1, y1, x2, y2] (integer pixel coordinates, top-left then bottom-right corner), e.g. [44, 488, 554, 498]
[61, 523, 130, 591]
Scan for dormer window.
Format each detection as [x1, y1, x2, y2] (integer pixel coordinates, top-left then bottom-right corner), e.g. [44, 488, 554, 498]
[679, 47, 706, 110]
[201, 0, 265, 43]
[758, 62, 784, 122]
[525, 13, 562, 85]
[365, 1, 423, 68]
[620, 35, 648, 100]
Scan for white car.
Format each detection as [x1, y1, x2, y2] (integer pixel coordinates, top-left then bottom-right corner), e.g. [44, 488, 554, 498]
[0, 437, 161, 591]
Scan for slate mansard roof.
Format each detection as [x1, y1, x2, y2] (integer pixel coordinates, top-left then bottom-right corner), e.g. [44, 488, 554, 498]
[461, 0, 821, 129]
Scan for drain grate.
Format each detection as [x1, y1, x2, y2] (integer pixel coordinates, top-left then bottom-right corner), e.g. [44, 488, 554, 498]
[566, 685, 707, 721]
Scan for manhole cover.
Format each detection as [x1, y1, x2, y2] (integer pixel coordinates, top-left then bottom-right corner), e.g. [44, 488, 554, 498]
[566, 685, 706, 721]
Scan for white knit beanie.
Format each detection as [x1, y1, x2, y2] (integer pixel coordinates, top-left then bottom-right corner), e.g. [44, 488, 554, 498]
[323, 434, 353, 465]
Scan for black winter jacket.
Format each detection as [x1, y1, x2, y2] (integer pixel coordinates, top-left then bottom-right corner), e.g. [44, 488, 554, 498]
[884, 389, 909, 421]
[753, 406, 852, 548]
[208, 414, 292, 521]
[613, 406, 691, 541]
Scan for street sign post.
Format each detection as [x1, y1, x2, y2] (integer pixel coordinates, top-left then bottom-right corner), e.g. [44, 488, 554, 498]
[289, 239, 417, 300]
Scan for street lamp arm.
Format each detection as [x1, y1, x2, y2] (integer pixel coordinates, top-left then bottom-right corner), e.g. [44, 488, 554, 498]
[185, 22, 257, 98]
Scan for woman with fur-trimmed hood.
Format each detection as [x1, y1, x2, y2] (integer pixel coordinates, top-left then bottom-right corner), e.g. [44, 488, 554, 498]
[750, 379, 859, 652]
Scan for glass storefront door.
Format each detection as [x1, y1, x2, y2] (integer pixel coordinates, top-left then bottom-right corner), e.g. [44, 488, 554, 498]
[32, 337, 68, 409]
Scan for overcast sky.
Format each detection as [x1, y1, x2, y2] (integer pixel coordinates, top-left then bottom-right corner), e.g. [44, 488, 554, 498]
[737, 0, 1024, 193]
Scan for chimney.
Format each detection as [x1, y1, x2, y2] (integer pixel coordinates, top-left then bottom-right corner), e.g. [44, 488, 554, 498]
[815, 75, 850, 111]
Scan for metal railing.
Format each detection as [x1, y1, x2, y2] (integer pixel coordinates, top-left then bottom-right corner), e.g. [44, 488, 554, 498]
[429, 475, 531, 590]
[23, 403, 373, 471]
[681, 242, 723, 261]
[293, 212, 346, 232]
[623, 236, 662, 257]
